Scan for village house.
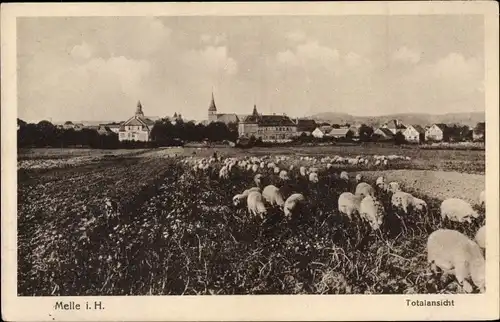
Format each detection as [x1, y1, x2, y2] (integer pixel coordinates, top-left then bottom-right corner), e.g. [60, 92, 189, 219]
[373, 127, 395, 141]
[403, 124, 425, 143]
[382, 119, 407, 134]
[118, 101, 156, 142]
[425, 123, 448, 142]
[328, 127, 351, 139]
[103, 123, 121, 133]
[238, 105, 297, 142]
[207, 92, 240, 125]
[295, 119, 317, 136]
[312, 127, 329, 138]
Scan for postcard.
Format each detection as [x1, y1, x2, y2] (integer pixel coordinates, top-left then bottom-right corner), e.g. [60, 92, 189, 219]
[1, 1, 499, 321]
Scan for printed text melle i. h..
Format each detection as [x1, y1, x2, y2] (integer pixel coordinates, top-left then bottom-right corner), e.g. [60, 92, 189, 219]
[54, 301, 104, 310]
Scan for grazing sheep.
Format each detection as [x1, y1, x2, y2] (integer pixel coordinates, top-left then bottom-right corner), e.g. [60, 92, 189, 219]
[340, 171, 349, 181]
[232, 187, 261, 206]
[284, 193, 306, 218]
[355, 174, 363, 183]
[279, 170, 289, 180]
[375, 160, 381, 166]
[219, 166, 229, 179]
[309, 172, 319, 183]
[247, 191, 267, 219]
[376, 176, 385, 186]
[475, 225, 485, 249]
[479, 190, 485, 207]
[355, 182, 375, 199]
[412, 197, 428, 214]
[359, 195, 385, 230]
[273, 167, 280, 174]
[262, 185, 286, 207]
[246, 164, 252, 171]
[299, 166, 307, 177]
[338, 192, 362, 220]
[267, 162, 276, 169]
[309, 167, 318, 174]
[391, 191, 414, 214]
[427, 229, 485, 293]
[383, 159, 388, 166]
[289, 165, 294, 171]
[252, 164, 259, 173]
[441, 198, 480, 223]
[388, 181, 400, 193]
[260, 162, 265, 169]
[254, 174, 263, 187]
[326, 163, 332, 170]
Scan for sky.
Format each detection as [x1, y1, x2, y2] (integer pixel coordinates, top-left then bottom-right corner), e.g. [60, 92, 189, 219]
[17, 15, 485, 123]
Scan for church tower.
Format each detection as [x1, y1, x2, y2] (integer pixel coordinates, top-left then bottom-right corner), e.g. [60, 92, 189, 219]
[252, 104, 258, 117]
[208, 91, 217, 123]
[135, 100, 144, 118]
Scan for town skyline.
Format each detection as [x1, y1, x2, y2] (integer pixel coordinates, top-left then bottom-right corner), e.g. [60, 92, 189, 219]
[18, 15, 485, 123]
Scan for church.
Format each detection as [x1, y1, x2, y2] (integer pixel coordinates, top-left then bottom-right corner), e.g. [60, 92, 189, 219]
[207, 92, 240, 125]
[118, 101, 156, 142]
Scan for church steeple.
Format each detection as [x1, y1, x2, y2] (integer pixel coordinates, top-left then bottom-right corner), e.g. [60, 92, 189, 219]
[208, 91, 217, 112]
[252, 104, 258, 117]
[135, 100, 144, 117]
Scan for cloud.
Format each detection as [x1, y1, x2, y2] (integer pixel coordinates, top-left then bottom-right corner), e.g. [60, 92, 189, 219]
[200, 33, 227, 45]
[286, 31, 306, 43]
[276, 41, 340, 70]
[344, 52, 370, 68]
[70, 42, 92, 60]
[392, 46, 421, 64]
[183, 46, 238, 76]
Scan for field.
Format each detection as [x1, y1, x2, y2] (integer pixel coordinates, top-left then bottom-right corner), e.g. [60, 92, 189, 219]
[17, 146, 485, 296]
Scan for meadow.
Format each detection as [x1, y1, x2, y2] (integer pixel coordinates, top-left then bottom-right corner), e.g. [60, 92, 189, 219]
[17, 145, 485, 295]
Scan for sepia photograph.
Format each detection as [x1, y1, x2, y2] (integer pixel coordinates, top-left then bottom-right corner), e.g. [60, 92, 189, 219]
[2, 1, 499, 321]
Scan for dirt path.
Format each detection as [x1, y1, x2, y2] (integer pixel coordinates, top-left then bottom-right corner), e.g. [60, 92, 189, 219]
[358, 169, 485, 204]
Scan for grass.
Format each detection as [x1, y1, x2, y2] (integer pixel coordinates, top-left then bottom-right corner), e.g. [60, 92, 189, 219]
[17, 149, 485, 296]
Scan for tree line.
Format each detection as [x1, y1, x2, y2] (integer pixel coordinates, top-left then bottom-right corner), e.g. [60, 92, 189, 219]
[17, 118, 239, 149]
[17, 118, 485, 149]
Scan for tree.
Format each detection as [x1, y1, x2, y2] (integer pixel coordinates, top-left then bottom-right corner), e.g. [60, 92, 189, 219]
[394, 131, 406, 145]
[474, 122, 485, 141]
[345, 130, 354, 141]
[358, 124, 374, 142]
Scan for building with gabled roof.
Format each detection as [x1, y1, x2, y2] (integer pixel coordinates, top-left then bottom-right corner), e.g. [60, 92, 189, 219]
[382, 119, 407, 134]
[374, 127, 395, 140]
[207, 92, 240, 125]
[238, 104, 297, 142]
[118, 101, 156, 142]
[403, 124, 425, 143]
[425, 123, 448, 142]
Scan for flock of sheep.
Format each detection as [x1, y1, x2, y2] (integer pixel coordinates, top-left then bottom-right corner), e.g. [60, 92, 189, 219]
[182, 153, 486, 294]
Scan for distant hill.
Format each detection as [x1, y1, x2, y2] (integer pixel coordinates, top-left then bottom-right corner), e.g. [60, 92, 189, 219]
[308, 112, 485, 128]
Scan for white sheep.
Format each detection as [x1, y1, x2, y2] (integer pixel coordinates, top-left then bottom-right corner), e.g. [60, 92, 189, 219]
[355, 182, 375, 199]
[299, 166, 307, 177]
[273, 166, 280, 174]
[284, 193, 305, 218]
[262, 185, 286, 207]
[326, 163, 332, 170]
[289, 164, 294, 171]
[440, 198, 480, 223]
[375, 160, 381, 166]
[355, 173, 363, 183]
[391, 192, 428, 214]
[267, 162, 276, 169]
[340, 171, 349, 181]
[475, 225, 485, 249]
[338, 192, 362, 220]
[359, 195, 385, 230]
[254, 174, 263, 187]
[412, 197, 428, 214]
[260, 162, 265, 169]
[427, 229, 485, 293]
[279, 170, 289, 180]
[309, 167, 318, 174]
[252, 164, 259, 173]
[383, 159, 388, 166]
[375, 176, 385, 187]
[247, 191, 267, 219]
[309, 172, 319, 183]
[479, 190, 485, 207]
[388, 181, 401, 193]
[232, 187, 261, 206]
[219, 166, 229, 179]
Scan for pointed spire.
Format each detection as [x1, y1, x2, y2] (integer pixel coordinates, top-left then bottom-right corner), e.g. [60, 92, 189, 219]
[252, 104, 258, 117]
[135, 100, 144, 117]
[208, 91, 217, 112]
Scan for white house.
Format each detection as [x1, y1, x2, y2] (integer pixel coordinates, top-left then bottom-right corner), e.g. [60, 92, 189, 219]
[312, 127, 328, 138]
[403, 125, 425, 143]
[425, 123, 448, 142]
[118, 101, 156, 142]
